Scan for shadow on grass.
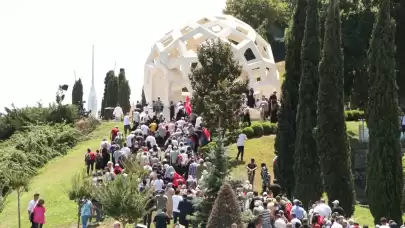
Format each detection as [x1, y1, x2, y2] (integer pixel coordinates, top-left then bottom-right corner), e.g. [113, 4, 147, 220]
[229, 159, 246, 169]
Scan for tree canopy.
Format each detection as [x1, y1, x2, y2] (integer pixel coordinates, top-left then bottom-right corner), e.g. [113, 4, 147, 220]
[366, 0, 403, 223]
[189, 39, 248, 136]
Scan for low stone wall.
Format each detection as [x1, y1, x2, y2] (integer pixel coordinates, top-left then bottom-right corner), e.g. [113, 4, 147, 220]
[350, 138, 405, 205]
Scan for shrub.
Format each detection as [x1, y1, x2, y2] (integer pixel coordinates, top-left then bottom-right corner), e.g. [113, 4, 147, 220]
[262, 122, 272, 135]
[0, 103, 79, 140]
[242, 127, 254, 138]
[0, 124, 84, 194]
[251, 123, 264, 137]
[199, 141, 217, 157]
[345, 109, 365, 121]
[75, 117, 101, 134]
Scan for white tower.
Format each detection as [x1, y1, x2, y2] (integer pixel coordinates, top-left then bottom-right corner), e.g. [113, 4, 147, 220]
[88, 45, 98, 117]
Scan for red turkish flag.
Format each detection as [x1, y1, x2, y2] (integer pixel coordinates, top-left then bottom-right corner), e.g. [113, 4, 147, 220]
[185, 96, 192, 115]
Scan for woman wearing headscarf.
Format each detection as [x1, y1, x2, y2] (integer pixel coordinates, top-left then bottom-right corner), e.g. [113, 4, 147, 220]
[165, 182, 175, 218]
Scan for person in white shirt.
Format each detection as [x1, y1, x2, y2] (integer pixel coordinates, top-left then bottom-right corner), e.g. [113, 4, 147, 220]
[123, 113, 131, 136]
[275, 212, 287, 228]
[331, 216, 344, 228]
[145, 134, 157, 147]
[121, 143, 131, 160]
[313, 199, 332, 218]
[100, 138, 110, 150]
[176, 118, 186, 128]
[126, 132, 134, 148]
[290, 213, 302, 228]
[28, 193, 39, 223]
[113, 105, 124, 121]
[236, 133, 247, 161]
[141, 124, 149, 137]
[172, 190, 183, 223]
[154, 175, 164, 191]
[195, 116, 203, 128]
[132, 110, 140, 129]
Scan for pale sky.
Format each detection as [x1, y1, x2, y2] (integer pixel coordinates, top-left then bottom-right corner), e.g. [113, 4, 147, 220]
[0, 0, 226, 111]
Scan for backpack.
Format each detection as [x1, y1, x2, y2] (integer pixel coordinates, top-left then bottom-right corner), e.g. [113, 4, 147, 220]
[85, 153, 95, 162]
[95, 153, 103, 164]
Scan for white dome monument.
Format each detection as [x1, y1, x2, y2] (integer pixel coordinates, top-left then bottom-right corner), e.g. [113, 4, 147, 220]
[143, 15, 281, 115]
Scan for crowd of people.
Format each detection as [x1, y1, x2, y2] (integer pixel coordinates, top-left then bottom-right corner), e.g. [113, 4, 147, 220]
[25, 96, 402, 228]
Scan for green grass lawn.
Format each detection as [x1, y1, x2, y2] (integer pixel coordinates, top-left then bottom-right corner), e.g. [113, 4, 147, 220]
[226, 134, 381, 226]
[0, 121, 119, 228]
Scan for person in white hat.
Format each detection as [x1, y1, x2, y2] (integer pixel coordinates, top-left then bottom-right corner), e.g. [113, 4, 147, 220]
[331, 200, 345, 216]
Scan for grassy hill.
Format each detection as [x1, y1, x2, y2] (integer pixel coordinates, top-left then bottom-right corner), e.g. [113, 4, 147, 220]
[0, 122, 117, 228]
[0, 120, 392, 227]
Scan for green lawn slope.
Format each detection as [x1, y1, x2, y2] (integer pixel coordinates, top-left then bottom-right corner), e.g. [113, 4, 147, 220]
[0, 122, 118, 228]
[0, 120, 394, 227]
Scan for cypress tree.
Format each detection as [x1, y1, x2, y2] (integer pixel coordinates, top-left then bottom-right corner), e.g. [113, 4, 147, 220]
[293, 0, 322, 209]
[71, 78, 83, 107]
[275, 0, 307, 197]
[366, 0, 403, 223]
[101, 70, 118, 118]
[206, 183, 242, 228]
[141, 87, 147, 107]
[395, 0, 405, 104]
[317, 0, 355, 217]
[117, 68, 131, 114]
[193, 136, 230, 228]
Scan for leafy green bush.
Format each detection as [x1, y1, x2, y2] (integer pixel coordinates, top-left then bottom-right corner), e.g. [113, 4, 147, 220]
[0, 103, 79, 140]
[199, 141, 217, 158]
[0, 124, 84, 194]
[75, 117, 101, 135]
[251, 123, 264, 137]
[262, 122, 272, 135]
[242, 127, 254, 138]
[345, 109, 365, 121]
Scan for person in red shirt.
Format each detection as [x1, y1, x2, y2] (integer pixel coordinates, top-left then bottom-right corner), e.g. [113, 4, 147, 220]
[111, 126, 119, 141]
[85, 148, 96, 175]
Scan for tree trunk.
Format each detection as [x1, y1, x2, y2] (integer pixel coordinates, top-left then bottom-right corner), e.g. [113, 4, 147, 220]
[17, 190, 21, 228]
[77, 201, 80, 228]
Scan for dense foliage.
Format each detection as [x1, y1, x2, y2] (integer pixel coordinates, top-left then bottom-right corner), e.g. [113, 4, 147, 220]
[72, 78, 84, 107]
[0, 103, 78, 140]
[317, 0, 355, 216]
[101, 69, 131, 118]
[117, 68, 131, 114]
[275, 0, 307, 198]
[293, 0, 322, 208]
[207, 183, 242, 228]
[189, 39, 248, 136]
[395, 0, 405, 104]
[223, 0, 290, 61]
[366, 0, 403, 223]
[101, 70, 119, 118]
[193, 137, 230, 228]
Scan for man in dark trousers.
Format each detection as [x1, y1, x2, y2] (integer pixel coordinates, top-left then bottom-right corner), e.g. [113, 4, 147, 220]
[178, 194, 194, 228]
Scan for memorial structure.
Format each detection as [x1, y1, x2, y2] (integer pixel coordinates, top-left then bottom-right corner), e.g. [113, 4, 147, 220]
[143, 15, 281, 114]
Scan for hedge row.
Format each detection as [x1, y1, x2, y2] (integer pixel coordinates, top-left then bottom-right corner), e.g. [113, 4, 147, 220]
[345, 109, 365, 121]
[0, 118, 100, 194]
[242, 122, 278, 138]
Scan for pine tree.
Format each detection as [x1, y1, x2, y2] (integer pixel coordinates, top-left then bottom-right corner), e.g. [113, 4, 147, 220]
[141, 87, 147, 107]
[366, 0, 403, 223]
[293, 0, 322, 209]
[117, 68, 131, 114]
[189, 39, 249, 136]
[275, 0, 307, 197]
[317, 0, 355, 217]
[206, 183, 242, 228]
[193, 135, 230, 228]
[71, 79, 83, 107]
